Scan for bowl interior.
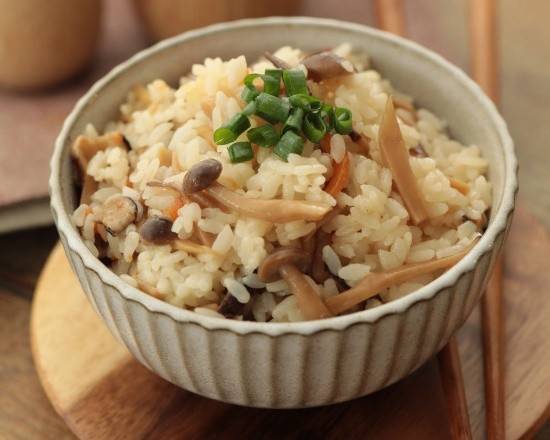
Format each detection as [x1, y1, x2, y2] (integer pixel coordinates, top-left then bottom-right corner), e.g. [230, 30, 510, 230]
[52, 17, 516, 330]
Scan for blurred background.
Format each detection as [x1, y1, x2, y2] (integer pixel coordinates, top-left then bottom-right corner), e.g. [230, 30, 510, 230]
[0, 0, 548, 438]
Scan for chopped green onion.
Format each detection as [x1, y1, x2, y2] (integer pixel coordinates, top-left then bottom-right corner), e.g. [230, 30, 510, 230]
[283, 69, 308, 96]
[213, 113, 251, 145]
[241, 73, 262, 102]
[265, 69, 283, 81]
[263, 69, 282, 96]
[333, 107, 353, 135]
[274, 130, 304, 161]
[320, 103, 334, 130]
[241, 86, 259, 103]
[228, 142, 254, 163]
[303, 112, 327, 143]
[262, 74, 280, 97]
[289, 94, 322, 112]
[247, 124, 280, 147]
[242, 101, 256, 116]
[244, 73, 262, 88]
[254, 92, 290, 123]
[283, 107, 304, 134]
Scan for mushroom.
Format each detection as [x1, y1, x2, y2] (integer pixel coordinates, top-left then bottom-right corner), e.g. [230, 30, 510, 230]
[310, 230, 332, 283]
[325, 239, 478, 315]
[71, 131, 127, 171]
[264, 51, 292, 70]
[101, 195, 142, 235]
[302, 51, 355, 82]
[139, 216, 176, 244]
[379, 97, 429, 225]
[258, 247, 332, 320]
[409, 144, 429, 158]
[182, 158, 223, 194]
[218, 292, 246, 318]
[206, 183, 331, 223]
[71, 132, 128, 204]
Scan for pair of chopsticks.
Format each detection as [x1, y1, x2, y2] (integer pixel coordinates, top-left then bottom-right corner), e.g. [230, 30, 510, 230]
[374, 0, 505, 439]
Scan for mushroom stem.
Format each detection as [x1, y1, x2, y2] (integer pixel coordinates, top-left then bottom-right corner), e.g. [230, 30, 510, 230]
[206, 183, 331, 223]
[279, 264, 332, 320]
[325, 240, 478, 315]
[379, 97, 428, 225]
[264, 51, 292, 69]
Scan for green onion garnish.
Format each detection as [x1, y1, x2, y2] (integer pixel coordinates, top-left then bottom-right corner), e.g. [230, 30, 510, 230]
[320, 103, 334, 130]
[263, 69, 282, 96]
[283, 69, 308, 96]
[242, 101, 256, 116]
[247, 124, 280, 147]
[241, 73, 262, 102]
[333, 107, 353, 135]
[213, 113, 251, 145]
[254, 93, 290, 123]
[241, 86, 259, 103]
[283, 107, 304, 134]
[274, 130, 304, 161]
[288, 94, 322, 112]
[228, 142, 254, 163]
[303, 112, 327, 143]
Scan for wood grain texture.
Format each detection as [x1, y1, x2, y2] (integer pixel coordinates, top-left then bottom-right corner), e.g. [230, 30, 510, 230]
[376, 2, 473, 437]
[468, 1, 506, 438]
[438, 338, 473, 439]
[30, 206, 550, 440]
[0, 291, 74, 439]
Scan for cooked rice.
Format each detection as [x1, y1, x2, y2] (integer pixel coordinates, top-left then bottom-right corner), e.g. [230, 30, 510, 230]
[71, 44, 491, 322]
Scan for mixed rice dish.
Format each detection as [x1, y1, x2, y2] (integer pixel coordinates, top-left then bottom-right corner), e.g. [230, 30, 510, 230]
[71, 44, 491, 322]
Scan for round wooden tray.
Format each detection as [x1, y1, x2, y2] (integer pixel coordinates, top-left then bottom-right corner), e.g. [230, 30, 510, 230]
[31, 206, 549, 439]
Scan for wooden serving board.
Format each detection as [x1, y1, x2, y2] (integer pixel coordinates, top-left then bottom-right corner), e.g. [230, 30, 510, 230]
[31, 206, 550, 439]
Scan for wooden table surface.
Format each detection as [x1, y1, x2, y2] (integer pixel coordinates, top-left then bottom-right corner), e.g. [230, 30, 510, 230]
[1, 0, 549, 438]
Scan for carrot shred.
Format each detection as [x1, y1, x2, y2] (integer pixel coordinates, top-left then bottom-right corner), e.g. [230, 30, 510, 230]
[165, 196, 185, 221]
[325, 152, 350, 197]
[320, 134, 350, 197]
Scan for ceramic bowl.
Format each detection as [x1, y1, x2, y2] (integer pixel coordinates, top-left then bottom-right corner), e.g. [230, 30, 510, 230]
[49, 17, 517, 408]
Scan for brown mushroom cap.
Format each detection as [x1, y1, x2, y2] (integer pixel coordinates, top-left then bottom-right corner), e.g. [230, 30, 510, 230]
[182, 158, 223, 194]
[257, 247, 310, 283]
[302, 51, 355, 82]
[102, 195, 139, 235]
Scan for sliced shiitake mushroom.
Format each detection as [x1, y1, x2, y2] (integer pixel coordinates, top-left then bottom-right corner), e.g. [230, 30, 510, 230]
[182, 158, 223, 194]
[101, 195, 142, 235]
[302, 51, 355, 82]
[139, 216, 176, 244]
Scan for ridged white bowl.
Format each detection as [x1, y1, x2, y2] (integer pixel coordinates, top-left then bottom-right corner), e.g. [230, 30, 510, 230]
[49, 17, 517, 408]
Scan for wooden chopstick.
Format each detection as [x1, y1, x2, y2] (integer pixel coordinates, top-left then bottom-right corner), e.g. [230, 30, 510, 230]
[438, 338, 474, 439]
[374, 0, 406, 36]
[374, 1, 473, 438]
[469, 1, 506, 438]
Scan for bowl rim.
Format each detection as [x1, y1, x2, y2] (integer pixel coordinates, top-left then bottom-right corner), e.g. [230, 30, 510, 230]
[50, 16, 518, 336]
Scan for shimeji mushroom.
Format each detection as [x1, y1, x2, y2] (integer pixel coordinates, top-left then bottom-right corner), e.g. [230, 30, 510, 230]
[182, 158, 223, 194]
[302, 51, 355, 82]
[264, 51, 292, 70]
[325, 239, 478, 315]
[378, 97, 429, 225]
[206, 183, 331, 223]
[258, 247, 332, 320]
[71, 131, 128, 204]
[101, 195, 142, 235]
